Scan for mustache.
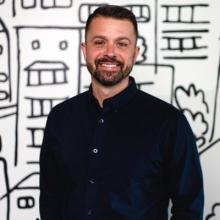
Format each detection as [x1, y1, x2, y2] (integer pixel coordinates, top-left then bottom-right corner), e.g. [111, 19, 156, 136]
[95, 56, 123, 66]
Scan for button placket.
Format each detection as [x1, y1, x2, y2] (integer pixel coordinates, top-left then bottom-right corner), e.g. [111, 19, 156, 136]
[87, 209, 92, 215]
[85, 113, 107, 218]
[92, 148, 98, 154]
[98, 118, 105, 124]
[89, 179, 95, 184]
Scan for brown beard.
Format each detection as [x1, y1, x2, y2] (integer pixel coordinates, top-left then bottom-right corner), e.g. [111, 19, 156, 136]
[86, 56, 133, 87]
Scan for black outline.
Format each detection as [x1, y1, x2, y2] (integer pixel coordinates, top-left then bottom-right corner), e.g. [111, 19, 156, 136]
[0, 157, 10, 220]
[0, 18, 12, 102]
[17, 196, 35, 209]
[25, 96, 67, 118]
[26, 127, 45, 148]
[41, 0, 73, 9]
[31, 39, 40, 50]
[135, 35, 147, 64]
[24, 60, 69, 87]
[21, 0, 37, 9]
[79, 3, 151, 24]
[162, 29, 209, 33]
[205, 203, 220, 219]
[124, 4, 151, 23]
[209, 44, 220, 142]
[0, 172, 39, 200]
[162, 4, 210, 24]
[0, 0, 5, 5]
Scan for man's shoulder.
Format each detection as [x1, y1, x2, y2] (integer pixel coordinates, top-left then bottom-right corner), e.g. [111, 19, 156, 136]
[49, 90, 89, 116]
[135, 89, 175, 109]
[135, 89, 180, 118]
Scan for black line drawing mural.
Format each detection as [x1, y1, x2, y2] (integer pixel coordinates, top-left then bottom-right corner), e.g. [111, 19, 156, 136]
[0, 0, 5, 5]
[174, 40, 220, 155]
[0, 136, 10, 220]
[0, 172, 40, 220]
[0, 18, 12, 102]
[25, 61, 69, 86]
[0, 0, 220, 219]
[205, 203, 220, 220]
[12, 0, 74, 16]
[161, 3, 210, 60]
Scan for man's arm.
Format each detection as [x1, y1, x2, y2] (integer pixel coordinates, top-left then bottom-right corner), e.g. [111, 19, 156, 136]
[39, 110, 63, 220]
[168, 113, 204, 220]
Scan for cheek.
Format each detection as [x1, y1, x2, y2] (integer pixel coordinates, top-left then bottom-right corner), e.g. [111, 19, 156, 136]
[125, 54, 136, 65]
[86, 51, 102, 63]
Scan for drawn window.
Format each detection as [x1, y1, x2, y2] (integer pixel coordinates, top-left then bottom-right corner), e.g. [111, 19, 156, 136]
[17, 196, 35, 209]
[59, 40, 68, 50]
[25, 61, 68, 86]
[162, 4, 209, 23]
[41, 0, 72, 8]
[26, 97, 66, 118]
[0, 90, 9, 100]
[27, 127, 44, 148]
[0, 44, 3, 55]
[22, 0, 37, 9]
[79, 4, 104, 23]
[32, 40, 40, 50]
[125, 5, 150, 22]
[0, 72, 8, 82]
[162, 36, 207, 52]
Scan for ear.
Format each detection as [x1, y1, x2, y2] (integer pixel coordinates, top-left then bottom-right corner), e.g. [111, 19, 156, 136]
[80, 42, 87, 60]
[133, 46, 140, 64]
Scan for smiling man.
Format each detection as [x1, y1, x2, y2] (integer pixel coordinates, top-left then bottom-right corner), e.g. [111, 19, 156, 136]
[81, 9, 139, 106]
[40, 5, 204, 220]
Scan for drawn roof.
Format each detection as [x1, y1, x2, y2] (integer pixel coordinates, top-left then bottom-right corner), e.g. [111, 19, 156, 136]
[0, 172, 39, 200]
[24, 61, 69, 71]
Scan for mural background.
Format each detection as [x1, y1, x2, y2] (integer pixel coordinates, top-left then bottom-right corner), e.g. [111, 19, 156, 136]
[0, 0, 220, 219]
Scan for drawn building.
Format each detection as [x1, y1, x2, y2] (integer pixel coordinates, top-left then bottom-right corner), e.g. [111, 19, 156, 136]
[1, 172, 39, 220]
[0, 156, 10, 220]
[0, 18, 11, 106]
[15, 26, 81, 167]
[209, 47, 220, 144]
[160, 3, 210, 60]
[13, 0, 73, 16]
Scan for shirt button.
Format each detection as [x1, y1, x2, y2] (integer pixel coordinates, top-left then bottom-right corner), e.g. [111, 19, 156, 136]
[98, 118, 104, 124]
[87, 210, 92, 215]
[89, 179, 95, 184]
[93, 148, 98, 154]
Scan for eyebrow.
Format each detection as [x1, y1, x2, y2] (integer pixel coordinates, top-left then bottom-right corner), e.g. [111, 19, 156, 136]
[90, 35, 131, 43]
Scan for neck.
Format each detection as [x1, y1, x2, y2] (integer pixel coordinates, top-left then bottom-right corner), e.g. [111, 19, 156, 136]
[92, 77, 129, 107]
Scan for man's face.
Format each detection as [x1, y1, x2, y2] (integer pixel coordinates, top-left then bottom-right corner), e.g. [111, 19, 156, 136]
[81, 17, 139, 87]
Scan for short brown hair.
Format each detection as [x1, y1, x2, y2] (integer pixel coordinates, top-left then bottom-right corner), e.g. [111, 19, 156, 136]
[85, 5, 138, 39]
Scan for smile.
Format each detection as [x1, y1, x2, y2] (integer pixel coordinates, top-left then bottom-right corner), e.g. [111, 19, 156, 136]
[100, 63, 118, 68]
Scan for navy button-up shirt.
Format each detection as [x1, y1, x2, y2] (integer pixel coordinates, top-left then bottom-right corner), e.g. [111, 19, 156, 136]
[40, 77, 204, 220]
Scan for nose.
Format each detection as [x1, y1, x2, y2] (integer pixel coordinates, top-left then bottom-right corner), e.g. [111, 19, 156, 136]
[105, 43, 116, 57]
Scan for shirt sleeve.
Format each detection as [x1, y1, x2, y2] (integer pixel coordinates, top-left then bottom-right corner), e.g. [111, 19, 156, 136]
[167, 113, 204, 220]
[39, 110, 63, 220]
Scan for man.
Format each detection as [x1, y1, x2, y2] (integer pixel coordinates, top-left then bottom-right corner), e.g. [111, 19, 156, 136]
[40, 5, 204, 220]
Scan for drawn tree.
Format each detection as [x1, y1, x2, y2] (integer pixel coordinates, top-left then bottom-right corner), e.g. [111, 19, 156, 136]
[175, 84, 209, 148]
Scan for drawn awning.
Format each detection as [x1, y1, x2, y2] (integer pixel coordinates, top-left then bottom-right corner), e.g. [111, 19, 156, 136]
[24, 61, 69, 71]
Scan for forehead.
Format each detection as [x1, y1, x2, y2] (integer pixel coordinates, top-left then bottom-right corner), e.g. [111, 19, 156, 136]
[86, 17, 136, 40]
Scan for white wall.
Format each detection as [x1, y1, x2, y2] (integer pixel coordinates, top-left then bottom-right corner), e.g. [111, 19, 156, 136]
[0, 0, 219, 219]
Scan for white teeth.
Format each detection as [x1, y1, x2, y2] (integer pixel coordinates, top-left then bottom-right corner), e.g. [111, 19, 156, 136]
[101, 63, 117, 68]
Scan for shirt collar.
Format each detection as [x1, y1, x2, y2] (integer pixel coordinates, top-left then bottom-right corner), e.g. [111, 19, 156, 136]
[89, 76, 138, 113]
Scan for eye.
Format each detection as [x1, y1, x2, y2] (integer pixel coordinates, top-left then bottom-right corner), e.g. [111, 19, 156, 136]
[117, 41, 128, 48]
[93, 39, 105, 48]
